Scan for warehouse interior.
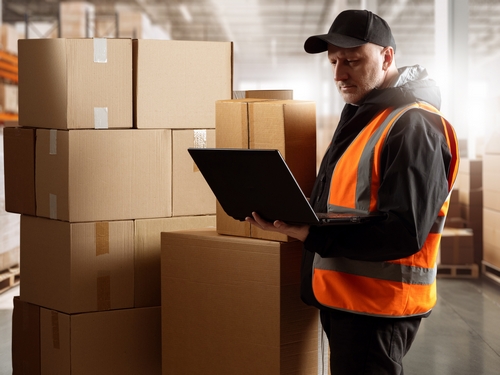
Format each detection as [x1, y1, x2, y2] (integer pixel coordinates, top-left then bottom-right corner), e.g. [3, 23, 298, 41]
[1, 0, 500, 374]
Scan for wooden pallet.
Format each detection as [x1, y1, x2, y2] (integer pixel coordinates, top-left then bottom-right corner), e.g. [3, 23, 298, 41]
[482, 261, 500, 285]
[0, 265, 20, 294]
[437, 263, 479, 279]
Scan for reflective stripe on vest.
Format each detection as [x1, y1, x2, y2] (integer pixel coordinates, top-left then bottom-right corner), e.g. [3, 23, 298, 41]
[313, 101, 459, 317]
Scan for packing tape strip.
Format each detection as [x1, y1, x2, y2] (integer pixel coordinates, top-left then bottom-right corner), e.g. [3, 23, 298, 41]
[95, 222, 110, 256]
[192, 129, 207, 172]
[49, 129, 57, 155]
[97, 270, 111, 311]
[49, 194, 57, 219]
[94, 107, 109, 129]
[93, 38, 107, 63]
[51, 310, 60, 349]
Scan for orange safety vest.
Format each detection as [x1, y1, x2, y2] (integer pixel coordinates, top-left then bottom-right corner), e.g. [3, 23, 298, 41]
[312, 101, 459, 317]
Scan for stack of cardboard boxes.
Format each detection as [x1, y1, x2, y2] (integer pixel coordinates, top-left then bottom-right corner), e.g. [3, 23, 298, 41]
[7, 37, 232, 374]
[161, 93, 324, 373]
[483, 132, 500, 279]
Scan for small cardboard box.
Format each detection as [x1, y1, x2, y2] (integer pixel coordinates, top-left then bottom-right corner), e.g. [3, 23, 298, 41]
[59, 2, 96, 38]
[0, 82, 18, 113]
[133, 39, 232, 129]
[172, 129, 216, 216]
[18, 38, 132, 129]
[232, 89, 293, 100]
[483, 154, 500, 211]
[215, 99, 317, 241]
[40, 306, 161, 375]
[1, 23, 19, 55]
[161, 229, 319, 375]
[2, 126, 36, 215]
[134, 215, 215, 307]
[20, 215, 135, 314]
[12, 297, 41, 375]
[483, 208, 500, 269]
[35, 129, 171, 222]
[439, 227, 474, 265]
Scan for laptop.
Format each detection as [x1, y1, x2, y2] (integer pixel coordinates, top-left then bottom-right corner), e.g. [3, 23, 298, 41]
[188, 148, 386, 226]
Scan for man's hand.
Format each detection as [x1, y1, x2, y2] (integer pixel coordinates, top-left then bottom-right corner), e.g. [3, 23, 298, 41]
[245, 212, 310, 242]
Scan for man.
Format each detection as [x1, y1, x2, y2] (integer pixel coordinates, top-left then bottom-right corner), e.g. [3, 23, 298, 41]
[246, 9, 459, 375]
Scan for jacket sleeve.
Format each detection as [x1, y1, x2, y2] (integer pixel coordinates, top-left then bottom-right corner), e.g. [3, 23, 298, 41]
[303, 110, 453, 261]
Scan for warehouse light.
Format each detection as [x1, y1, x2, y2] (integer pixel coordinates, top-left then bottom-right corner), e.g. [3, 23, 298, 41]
[179, 4, 192, 23]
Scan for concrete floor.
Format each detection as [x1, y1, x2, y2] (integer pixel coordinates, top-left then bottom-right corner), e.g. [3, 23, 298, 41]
[1, 277, 500, 375]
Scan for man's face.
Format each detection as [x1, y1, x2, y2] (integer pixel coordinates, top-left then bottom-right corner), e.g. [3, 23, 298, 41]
[327, 43, 388, 105]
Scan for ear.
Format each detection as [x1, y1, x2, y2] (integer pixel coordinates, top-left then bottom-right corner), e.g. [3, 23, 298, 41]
[382, 47, 394, 70]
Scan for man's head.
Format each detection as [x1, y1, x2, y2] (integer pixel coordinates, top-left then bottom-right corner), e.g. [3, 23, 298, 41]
[304, 10, 398, 105]
[304, 9, 396, 54]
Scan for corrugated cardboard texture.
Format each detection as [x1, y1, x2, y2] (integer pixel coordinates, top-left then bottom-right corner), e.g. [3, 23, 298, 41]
[134, 215, 215, 307]
[134, 39, 232, 129]
[3, 126, 36, 215]
[12, 297, 41, 375]
[18, 38, 132, 129]
[172, 129, 216, 216]
[35, 129, 171, 222]
[215, 99, 317, 242]
[161, 229, 318, 375]
[20, 215, 134, 314]
[40, 307, 161, 375]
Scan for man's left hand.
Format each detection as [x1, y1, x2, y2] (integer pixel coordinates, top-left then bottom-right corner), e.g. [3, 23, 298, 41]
[245, 212, 310, 242]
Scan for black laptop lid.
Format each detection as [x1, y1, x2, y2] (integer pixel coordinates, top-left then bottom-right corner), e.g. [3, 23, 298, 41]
[188, 148, 321, 224]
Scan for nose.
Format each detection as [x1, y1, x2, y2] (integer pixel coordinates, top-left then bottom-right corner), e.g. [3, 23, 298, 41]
[333, 64, 348, 81]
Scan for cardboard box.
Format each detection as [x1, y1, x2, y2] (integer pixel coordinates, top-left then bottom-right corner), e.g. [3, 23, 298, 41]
[483, 154, 500, 211]
[118, 10, 152, 38]
[18, 38, 132, 129]
[447, 188, 461, 220]
[40, 306, 161, 375]
[2, 126, 36, 215]
[484, 130, 500, 154]
[133, 39, 232, 129]
[35, 129, 171, 222]
[12, 297, 41, 375]
[172, 129, 216, 216]
[0, 82, 18, 113]
[215, 99, 317, 241]
[59, 2, 96, 38]
[232, 89, 293, 100]
[20, 215, 135, 314]
[1, 23, 19, 55]
[439, 227, 474, 265]
[483, 208, 500, 269]
[134, 215, 215, 307]
[161, 229, 319, 375]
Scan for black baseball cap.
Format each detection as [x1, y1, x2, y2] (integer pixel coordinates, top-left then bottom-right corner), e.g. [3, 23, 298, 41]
[304, 9, 396, 53]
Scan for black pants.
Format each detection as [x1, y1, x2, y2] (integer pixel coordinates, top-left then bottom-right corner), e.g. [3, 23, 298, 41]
[320, 309, 422, 375]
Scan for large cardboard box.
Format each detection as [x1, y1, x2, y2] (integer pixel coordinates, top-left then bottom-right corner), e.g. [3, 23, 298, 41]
[172, 129, 216, 216]
[215, 99, 317, 241]
[2, 126, 36, 215]
[20, 215, 135, 314]
[12, 297, 41, 375]
[483, 154, 500, 212]
[483, 208, 500, 269]
[18, 38, 132, 129]
[133, 39, 232, 129]
[40, 306, 161, 375]
[161, 229, 319, 375]
[439, 228, 474, 265]
[134, 215, 215, 307]
[35, 129, 171, 222]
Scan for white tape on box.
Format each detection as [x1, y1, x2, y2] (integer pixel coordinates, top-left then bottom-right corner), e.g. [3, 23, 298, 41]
[94, 107, 109, 129]
[93, 38, 107, 63]
[49, 129, 57, 155]
[193, 129, 207, 149]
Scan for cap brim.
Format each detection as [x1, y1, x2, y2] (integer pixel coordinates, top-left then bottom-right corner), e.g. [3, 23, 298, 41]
[304, 34, 368, 54]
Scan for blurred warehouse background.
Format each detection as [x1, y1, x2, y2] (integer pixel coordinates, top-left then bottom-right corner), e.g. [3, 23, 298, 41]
[1, 0, 499, 157]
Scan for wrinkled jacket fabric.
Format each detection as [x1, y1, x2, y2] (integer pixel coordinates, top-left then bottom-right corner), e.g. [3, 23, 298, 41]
[301, 65, 456, 312]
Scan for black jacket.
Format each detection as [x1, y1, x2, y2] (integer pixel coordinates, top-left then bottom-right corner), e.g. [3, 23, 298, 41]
[301, 65, 454, 309]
